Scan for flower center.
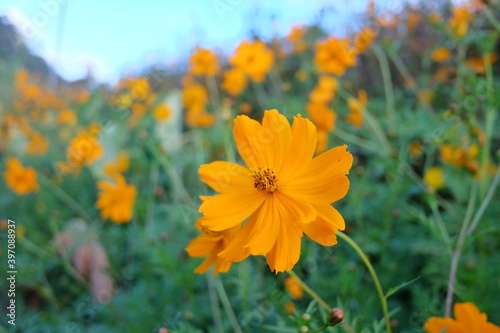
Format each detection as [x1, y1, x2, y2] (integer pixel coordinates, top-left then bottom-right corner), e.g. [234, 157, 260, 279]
[249, 166, 279, 193]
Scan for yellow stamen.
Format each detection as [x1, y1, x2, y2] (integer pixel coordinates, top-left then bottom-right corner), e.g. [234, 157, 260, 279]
[250, 166, 279, 193]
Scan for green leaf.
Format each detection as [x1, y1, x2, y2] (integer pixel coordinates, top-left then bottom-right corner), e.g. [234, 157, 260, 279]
[385, 276, 421, 299]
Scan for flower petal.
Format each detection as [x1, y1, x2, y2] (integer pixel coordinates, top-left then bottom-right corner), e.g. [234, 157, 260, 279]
[185, 236, 217, 257]
[454, 302, 486, 332]
[283, 145, 351, 204]
[265, 219, 303, 273]
[423, 317, 464, 333]
[261, 109, 292, 174]
[244, 196, 281, 255]
[199, 161, 252, 193]
[199, 190, 266, 231]
[302, 205, 345, 246]
[218, 211, 260, 262]
[280, 114, 317, 183]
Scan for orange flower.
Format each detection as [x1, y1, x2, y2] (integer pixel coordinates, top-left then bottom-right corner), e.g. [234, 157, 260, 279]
[406, 11, 421, 32]
[185, 220, 238, 275]
[26, 131, 49, 156]
[306, 102, 336, 133]
[4, 157, 39, 195]
[354, 27, 377, 53]
[104, 152, 130, 177]
[465, 53, 498, 74]
[96, 175, 137, 224]
[345, 90, 367, 128]
[185, 108, 215, 128]
[198, 109, 352, 273]
[57, 109, 77, 125]
[153, 104, 172, 121]
[287, 25, 308, 53]
[230, 40, 274, 83]
[449, 5, 474, 38]
[222, 68, 247, 96]
[424, 302, 500, 333]
[314, 37, 357, 76]
[285, 276, 303, 300]
[309, 76, 337, 104]
[58, 130, 103, 176]
[182, 83, 208, 110]
[189, 47, 219, 77]
[432, 48, 452, 62]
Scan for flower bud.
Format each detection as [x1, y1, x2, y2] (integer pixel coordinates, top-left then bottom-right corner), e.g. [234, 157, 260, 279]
[329, 307, 344, 325]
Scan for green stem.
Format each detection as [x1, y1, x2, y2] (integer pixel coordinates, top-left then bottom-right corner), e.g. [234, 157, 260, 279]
[485, 7, 500, 32]
[215, 278, 243, 333]
[336, 231, 392, 333]
[38, 173, 92, 223]
[372, 44, 396, 127]
[445, 184, 477, 317]
[427, 198, 452, 255]
[206, 273, 224, 333]
[479, 53, 496, 198]
[286, 270, 331, 311]
[332, 127, 380, 153]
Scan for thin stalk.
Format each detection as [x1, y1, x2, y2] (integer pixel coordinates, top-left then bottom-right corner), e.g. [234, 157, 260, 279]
[479, 54, 496, 198]
[389, 52, 416, 89]
[445, 184, 477, 317]
[467, 165, 500, 236]
[215, 278, 243, 333]
[207, 76, 222, 119]
[252, 82, 269, 111]
[336, 231, 391, 333]
[206, 273, 224, 333]
[287, 270, 330, 312]
[38, 173, 92, 223]
[372, 44, 396, 126]
[332, 127, 380, 153]
[485, 7, 500, 32]
[428, 199, 452, 255]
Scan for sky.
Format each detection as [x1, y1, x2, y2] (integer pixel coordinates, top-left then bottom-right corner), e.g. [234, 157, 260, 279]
[0, 0, 390, 84]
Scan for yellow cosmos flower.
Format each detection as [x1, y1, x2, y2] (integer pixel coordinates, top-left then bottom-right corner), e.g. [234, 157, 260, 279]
[432, 48, 452, 62]
[96, 175, 137, 224]
[57, 109, 77, 125]
[449, 5, 474, 38]
[424, 302, 500, 333]
[189, 47, 219, 77]
[406, 10, 421, 31]
[315, 37, 357, 76]
[230, 40, 274, 83]
[104, 152, 130, 177]
[198, 109, 353, 273]
[185, 220, 238, 275]
[354, 27, 377, 53]
[153, 104, 172, 122]
[4, 157, 40, 195]
[345, 90, 367, 128]
[182, 83, 208, 110]
[287, 25, 308, 53]
[424, 166, 445, 191]
[285, 275, 303, 300]
[221, 67, 247, 97]
[26, 131, 49, 156]
[58, 130, 103, 176]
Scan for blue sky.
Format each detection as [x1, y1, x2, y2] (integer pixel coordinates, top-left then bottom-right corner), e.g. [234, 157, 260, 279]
[0, 0, 382, 83]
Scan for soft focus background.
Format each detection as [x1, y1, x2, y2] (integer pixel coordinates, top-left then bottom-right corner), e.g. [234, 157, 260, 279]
[1, 0, 500, 332]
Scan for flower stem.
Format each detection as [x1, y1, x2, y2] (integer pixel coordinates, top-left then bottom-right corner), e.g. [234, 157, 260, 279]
[336, 231, 391, 333]
[215, 278, 243, 333]
[287, 270, 330, 311]
[206, 273, 224, 333]
[372, 44, 396, 127]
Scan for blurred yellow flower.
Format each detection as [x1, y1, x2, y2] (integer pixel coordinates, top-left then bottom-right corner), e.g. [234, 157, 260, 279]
[285, 276, 303, 300]
[424, 302, 500, 333]
[431, 48, 452, 62]
[153, 104, 172, 122]
[96, 175, 137, 224]
[182, 83, 208, 111]
[198, 109, 352, 273]
[221, 68, 247, 96]
[315, 37, 357, 76]
[104, 152, 130, 177]
[4, 157, 39, 195]
[424, 166, 445, 191]
[449, 5, 474, 38]
[26, 131, 49, 156]
[287, 25, 308, 53]
[465, 53, 498, 74]
[406, 10, 421, 32]
[230, 40, 274, 83]
[58, 130, 103, 176]
[189, 47, 219, 77]
[345, 90, 367, 128]
[185, 220, 238, 275]
[57, 109, 78, 125]
[309, 76, 337, 104]
[354, 27, 377, 53]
